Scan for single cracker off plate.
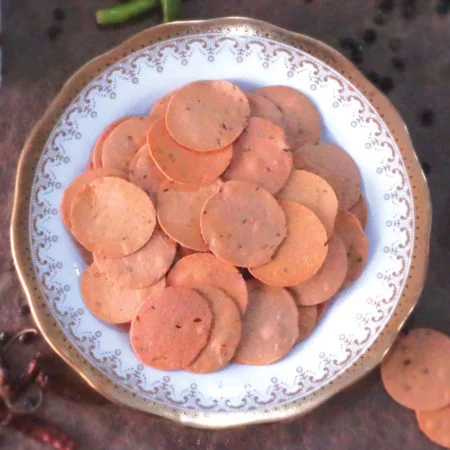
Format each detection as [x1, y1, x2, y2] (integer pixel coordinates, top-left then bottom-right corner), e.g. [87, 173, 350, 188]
[381, 328, 450, 411]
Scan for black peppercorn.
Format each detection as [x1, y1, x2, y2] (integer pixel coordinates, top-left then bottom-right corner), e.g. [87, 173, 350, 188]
[366, 71, 381, 86]
[379, 77, 394, 93]
[391, 57, 406, 72]
[338, 37, 363, 64]
[402, 0, 417, 19]
[47, 25, 62, 41]
[339, 37, 358, 50]
[420, 109, 435, 126]
[53, 7, 66, 21]
[436, 0, 450, 15]
[374, 11, 386, 25]
[351, 51, 364, 64]
[378, 0, 394, 13]
[362, 29, 377, 44]
[20, 305, 31, 317]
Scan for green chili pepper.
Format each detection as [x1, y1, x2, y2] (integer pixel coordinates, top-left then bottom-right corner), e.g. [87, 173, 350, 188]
[161, 0, 181, 23]
[96, 0, 160, 25]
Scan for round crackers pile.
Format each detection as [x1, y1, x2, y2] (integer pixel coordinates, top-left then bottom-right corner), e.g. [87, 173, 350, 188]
[62, 80, 369, 374]
[380, 328, 450, 448]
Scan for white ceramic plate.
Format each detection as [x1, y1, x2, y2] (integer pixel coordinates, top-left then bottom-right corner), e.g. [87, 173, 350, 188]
[11, 18, 430, 428]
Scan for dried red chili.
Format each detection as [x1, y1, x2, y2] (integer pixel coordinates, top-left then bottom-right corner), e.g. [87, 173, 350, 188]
[11, 415, 77, 450]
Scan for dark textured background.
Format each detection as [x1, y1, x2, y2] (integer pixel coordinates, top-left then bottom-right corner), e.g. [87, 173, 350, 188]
[1, 1, 449, 449]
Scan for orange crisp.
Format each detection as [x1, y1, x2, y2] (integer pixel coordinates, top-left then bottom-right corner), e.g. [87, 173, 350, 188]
[70, 177, 156, 257]
[381, 329, 450, 411]
[234, 280, 299, 365]
[277, 169, 338, 237]
[61, 168, 126, 229]
[166, 80, 250, 152]
[334, 210, 369, 287]
[102, 116, 154, 173]
[294, 140, 362, 210]
[94, 228, 176, 289]
[250, 201, 328, 287]
[149, 118, 232, 186]
[129, 144, 167, 202]
[130, 287, 213, 370]
[157, 179, 222, 251]
[187, 286, 242, 374]
[254, 85, 322, 147]
[91, 117, 128, 169]
[290, 235, 348, 306]
[80, 264, 165, 324]
[201, 180, 287, 268]
[167, 253, 248, 315]
[222, 117, 293, 194]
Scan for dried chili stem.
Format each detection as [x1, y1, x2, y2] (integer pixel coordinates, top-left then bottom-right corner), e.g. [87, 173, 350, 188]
[161, 0, 181, 22]
[96, 0, 160, 25]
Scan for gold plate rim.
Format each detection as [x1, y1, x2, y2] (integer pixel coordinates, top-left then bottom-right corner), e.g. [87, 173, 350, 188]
[10, 17, 431, 428]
